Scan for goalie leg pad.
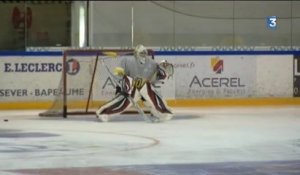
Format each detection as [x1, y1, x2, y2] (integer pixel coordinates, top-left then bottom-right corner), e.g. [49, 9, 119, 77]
[96, 94, 132, 122]
[139, 82, 173, 122]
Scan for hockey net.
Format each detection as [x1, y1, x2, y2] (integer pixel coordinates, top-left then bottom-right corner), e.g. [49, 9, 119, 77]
[39, 49, 154, 118]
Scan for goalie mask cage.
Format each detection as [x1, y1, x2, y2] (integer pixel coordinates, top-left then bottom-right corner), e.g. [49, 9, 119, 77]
[39, 49, 154, 118]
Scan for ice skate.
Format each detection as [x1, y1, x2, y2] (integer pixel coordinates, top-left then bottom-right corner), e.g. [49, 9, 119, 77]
[96, 110, 109, 122]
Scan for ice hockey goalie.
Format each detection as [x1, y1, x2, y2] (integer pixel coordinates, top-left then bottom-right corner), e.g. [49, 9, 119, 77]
[96, 44, 174, 123]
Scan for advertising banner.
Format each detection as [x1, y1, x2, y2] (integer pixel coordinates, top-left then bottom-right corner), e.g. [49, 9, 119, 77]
[256, 55, 293, 97]
[0, 53, 295, 103]
[172, 55, 257, 99]
[0, 56, 63, 101]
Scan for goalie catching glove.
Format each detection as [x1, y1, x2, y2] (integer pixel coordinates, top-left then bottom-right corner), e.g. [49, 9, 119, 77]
[159, 60, 174, 79]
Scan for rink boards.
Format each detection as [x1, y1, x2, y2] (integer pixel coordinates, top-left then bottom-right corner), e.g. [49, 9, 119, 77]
[0, 51, 300, 109]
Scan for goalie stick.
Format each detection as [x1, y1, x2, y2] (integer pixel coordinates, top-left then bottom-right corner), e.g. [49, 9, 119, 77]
[100, 52, 160, 123]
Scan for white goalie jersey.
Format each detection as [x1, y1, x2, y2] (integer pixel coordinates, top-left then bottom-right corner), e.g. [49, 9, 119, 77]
[118, 56, 173, 87]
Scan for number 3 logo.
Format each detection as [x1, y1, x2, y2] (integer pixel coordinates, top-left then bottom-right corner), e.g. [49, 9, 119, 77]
[267, 16, 277, 30]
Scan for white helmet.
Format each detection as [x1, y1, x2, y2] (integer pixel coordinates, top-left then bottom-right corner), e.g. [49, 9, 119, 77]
[134, 44, 148, 64]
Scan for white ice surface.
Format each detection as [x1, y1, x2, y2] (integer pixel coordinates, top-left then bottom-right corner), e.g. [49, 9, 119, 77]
[0, 106, 299, 170]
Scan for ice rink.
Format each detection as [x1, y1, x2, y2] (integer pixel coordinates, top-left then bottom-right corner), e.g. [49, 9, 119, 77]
[0, 106, 300, 175]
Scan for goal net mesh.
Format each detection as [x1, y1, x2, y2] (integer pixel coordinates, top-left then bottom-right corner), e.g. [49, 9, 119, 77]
[39, 49, 154, 118]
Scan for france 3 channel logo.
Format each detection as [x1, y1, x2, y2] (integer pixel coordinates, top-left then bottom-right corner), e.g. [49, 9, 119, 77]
[267, 16, 277, 30]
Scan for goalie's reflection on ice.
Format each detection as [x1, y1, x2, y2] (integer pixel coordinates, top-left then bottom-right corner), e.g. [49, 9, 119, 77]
[96, 44, 174, 123]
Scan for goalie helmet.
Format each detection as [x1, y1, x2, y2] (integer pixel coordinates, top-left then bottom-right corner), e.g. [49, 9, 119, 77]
[134, 44, 148, 64]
